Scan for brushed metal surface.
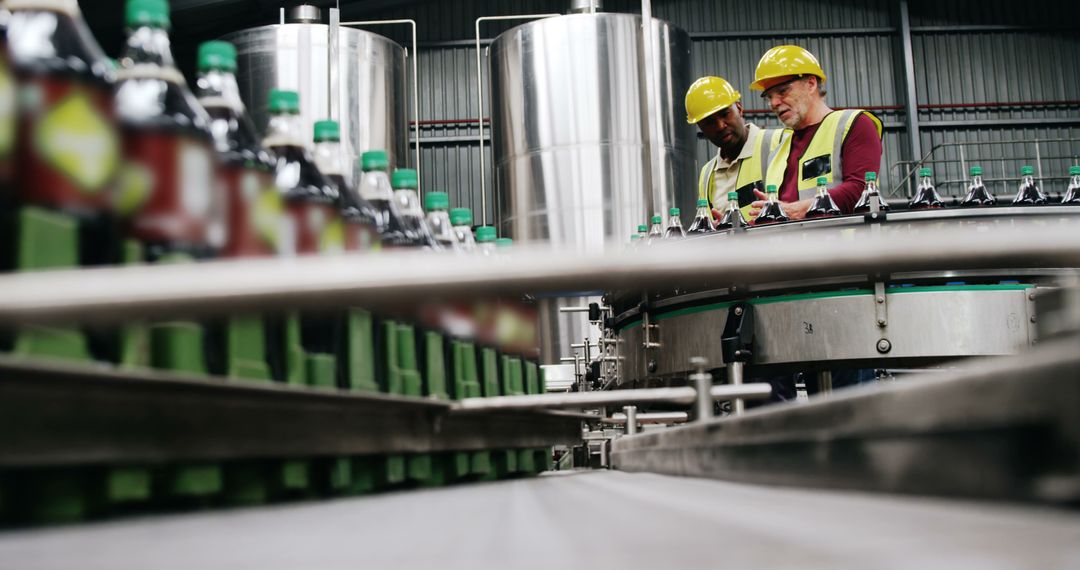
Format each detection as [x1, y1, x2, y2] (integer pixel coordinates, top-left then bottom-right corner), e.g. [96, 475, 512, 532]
[617, 288, 1036, 380]
[490, 14, 695, 250]
[223, 23, 408, 185]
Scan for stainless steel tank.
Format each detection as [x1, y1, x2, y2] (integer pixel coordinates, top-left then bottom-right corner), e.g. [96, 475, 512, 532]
[223, 20, 409, 184]
[489, 13, 694, 364]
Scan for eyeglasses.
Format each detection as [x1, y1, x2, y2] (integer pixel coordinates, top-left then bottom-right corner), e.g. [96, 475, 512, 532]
[760, 75, 805, 100]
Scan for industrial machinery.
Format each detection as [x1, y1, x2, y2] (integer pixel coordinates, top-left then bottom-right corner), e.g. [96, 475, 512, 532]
[224, 5, 410, 183]
[488, 8, 695, 364]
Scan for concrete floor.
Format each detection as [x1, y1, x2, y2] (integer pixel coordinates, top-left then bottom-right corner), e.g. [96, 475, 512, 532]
[1, 470, 1079, 569]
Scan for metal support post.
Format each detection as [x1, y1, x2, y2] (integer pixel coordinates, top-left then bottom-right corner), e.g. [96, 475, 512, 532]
[690, 357, 714, 421]
[818, 370, 833, 394]
[623, 405, 638, 435]
[728, 362, 745, 415]
[897, 0, 922, 163]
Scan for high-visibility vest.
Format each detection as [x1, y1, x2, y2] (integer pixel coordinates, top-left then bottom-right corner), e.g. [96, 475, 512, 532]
[764, 109, 884, 201]
[697, 128, 786, 215]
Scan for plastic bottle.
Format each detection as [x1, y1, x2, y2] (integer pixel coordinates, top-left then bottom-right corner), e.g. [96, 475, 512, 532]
[853, 171, 890, 213]
[754, 184, 789, 225]
[0, 8, 15, 193]
[475, 225, 497, 255]
[687, 199, 715, 234]
[195, 40, 279, 258]
[356, 149, 408, 247]
[115, 0, 222, 260]
[664, 207, 686, 238]
[262, 89, 343, 255]
[908, 167, 944, 209]
[424, 191, 459, 251]
[311, 120, 377, 251]
[636, 224, 648, 240]
[450, 207, 477, 252]
[1062, 166, 1080, 205]
[391, 168, 439, 249]
[805, 176, 840, 219]
[717, 191, 747, 230]
[960, 165, 995, 207]
[1011, 165, 1047, 205]
[7, 0, 120, 254]
[646, 214, 663, 244]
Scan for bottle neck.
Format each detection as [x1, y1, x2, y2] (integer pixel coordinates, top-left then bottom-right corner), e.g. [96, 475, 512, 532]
[726, 200, 739, 212]
[971, 175, 984, 187]
[196, 69, 245, 112]
[865, 181, 879, 195]
[1070, 175, 1080, 187]
[395, 188, 423, 216]
[1022, 175, 1034, 186]
[669, 216, 682, 227]
[122, 25, 175, 69]
[766, 191, 778, 202]
[696, 206, 710, 218]
[816, 185, 828, 197]
[918, 176, 933, 189]
[263, 112, 305, 148]
[314, 140, 344, 177]
[359, 169, 393, 200]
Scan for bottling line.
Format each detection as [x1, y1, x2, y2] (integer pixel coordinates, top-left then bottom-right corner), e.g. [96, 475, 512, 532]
[1, 0, 1080, 568]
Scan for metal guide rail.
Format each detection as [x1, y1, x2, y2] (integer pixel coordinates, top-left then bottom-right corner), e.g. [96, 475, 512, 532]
[610, 337, 1080, 505]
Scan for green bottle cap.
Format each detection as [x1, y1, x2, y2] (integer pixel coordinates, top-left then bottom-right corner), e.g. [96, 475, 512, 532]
[970, 166, 983, 176]
[360, 150, 389, 171]
[637, 224, 648, 233]
[669, 207, 680, 216]
[1070, 166, 1080, 176]
[495, 237, 514, 248]
[475, 226, 497, 243]
[727, 191, 738, 200]
[816, 176, 828, 185]
[919, 167, 932, 177]
[313, 120, 340, 143]
[651, 215, 662, 224]
[424, 191, 449, 210]
[197, 41, 236, 72]
[766, 184, 778, 193]
[1020, 165, 1034, 176]
[450, 207, 473, 226]
[126, 0, 170, 29]
[268, 89, 300, 114]
[865, 171, 877, 181]
[391, 168, 418, 190]
[696, 199, 708, 207]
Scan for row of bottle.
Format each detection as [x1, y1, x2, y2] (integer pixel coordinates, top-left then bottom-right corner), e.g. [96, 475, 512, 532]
[635, 165, 1080, 241]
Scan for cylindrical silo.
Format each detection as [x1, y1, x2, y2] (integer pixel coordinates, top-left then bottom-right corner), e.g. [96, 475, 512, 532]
[223, 17, 409, 185]
[489, 12, 695, 364]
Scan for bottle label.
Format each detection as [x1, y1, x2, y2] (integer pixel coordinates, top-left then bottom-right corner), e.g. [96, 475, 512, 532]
[121, 132, 216, 248]
[18, 78, 120, 211]
[221, 165, 280, 257]
[0, 56, 14, 159]
[286, 201, 341, 255]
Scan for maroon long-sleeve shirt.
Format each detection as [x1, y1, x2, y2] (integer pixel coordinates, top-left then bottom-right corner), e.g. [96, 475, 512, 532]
[778, 112, 883, 214]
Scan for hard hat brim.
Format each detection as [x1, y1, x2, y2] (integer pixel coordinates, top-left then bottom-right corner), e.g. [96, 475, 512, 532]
[686, 103, 734, 125]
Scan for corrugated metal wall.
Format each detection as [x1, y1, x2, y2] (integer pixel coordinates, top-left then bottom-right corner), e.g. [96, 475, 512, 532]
[346, 0, 1079, 217]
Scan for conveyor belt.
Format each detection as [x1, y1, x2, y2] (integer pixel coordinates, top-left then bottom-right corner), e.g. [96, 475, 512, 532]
[1, 471, 1078, 569]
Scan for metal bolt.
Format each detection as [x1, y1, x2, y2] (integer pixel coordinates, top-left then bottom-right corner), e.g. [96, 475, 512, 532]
[647, 359, 658, 373]
[734, 307, 743, 316]
[876, 338, 892, 353]
[1030, 316, 1037, 323]
[1029, 293, 1037, 301]
[876, 296, 885, 304]
[877, 318, 887, 326]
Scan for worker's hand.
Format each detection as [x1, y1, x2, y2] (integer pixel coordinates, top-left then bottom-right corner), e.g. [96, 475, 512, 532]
[711, 208, 725, 220]
[748, 189, 812, 222]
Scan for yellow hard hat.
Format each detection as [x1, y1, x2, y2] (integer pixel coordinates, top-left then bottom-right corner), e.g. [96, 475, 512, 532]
[684, 76, 741, 125]
[749, 45, 827, 91]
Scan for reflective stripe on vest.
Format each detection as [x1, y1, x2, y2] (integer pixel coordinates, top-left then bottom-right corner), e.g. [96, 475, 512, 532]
[764, 109, 884, 201]
[697, 128, 785, 211]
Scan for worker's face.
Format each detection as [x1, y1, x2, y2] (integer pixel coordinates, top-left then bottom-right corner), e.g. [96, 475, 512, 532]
[763, 76, 817, 129]
[696, 102, 748, 153]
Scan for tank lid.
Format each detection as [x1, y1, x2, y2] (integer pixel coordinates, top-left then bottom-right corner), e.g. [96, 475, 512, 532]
[289, 4, 321, 24]
[569, 0, 602, 13]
